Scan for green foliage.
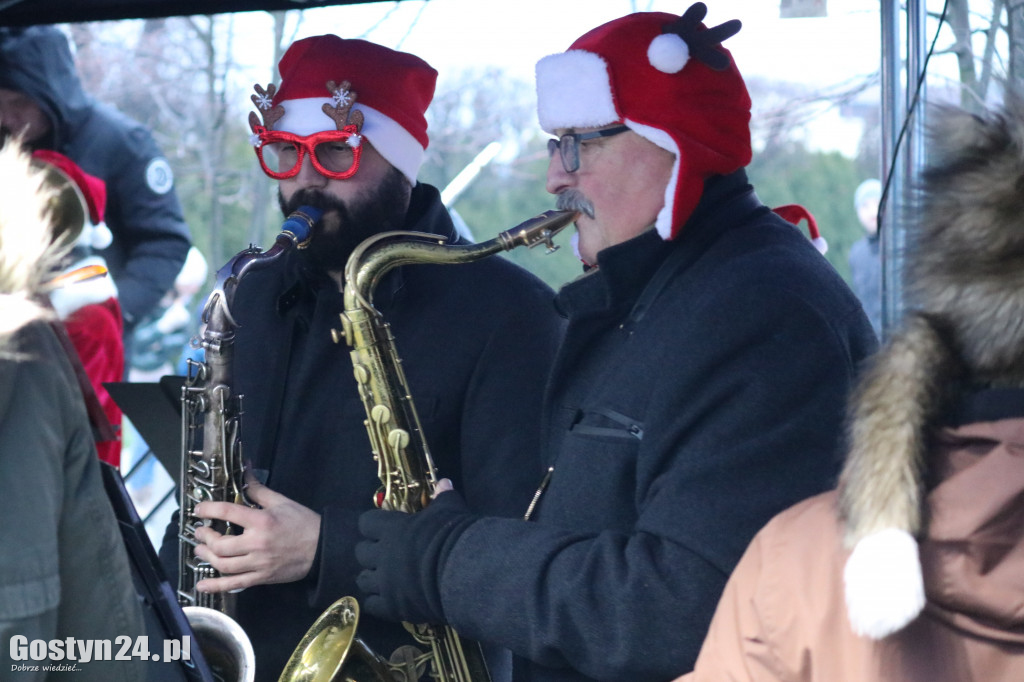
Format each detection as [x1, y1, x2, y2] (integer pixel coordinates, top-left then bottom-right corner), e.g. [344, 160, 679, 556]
[747, 143, 865, 283]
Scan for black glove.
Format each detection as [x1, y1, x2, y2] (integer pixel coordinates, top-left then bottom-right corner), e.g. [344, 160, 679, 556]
[356, 490, 477, 625]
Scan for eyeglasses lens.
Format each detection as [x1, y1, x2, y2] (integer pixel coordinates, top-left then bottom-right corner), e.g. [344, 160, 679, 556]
[313, 140, 356, 175]
[547, 135, 580, 173]
[260, 141, 297, 176]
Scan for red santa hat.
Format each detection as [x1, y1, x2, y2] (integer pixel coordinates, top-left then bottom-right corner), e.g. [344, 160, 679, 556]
[31, 149, 112, 251]
[773, 203, 828, 254]
[536, 3, 752, 240]
[265, 35, 437, 185]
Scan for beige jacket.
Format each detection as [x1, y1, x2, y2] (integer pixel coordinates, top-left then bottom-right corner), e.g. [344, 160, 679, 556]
[678, 416, 1024, 682]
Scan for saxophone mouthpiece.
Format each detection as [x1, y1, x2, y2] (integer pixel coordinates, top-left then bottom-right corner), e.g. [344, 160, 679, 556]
[282, 205, 324, 248]
[501, 209, 578, 253]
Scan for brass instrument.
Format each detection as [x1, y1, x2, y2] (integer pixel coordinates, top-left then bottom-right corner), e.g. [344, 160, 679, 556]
[278, 209, 577, 682]
[179, 206, 321, 682]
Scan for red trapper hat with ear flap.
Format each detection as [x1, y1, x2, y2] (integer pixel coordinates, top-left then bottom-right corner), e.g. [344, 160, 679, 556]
[536, 2, 752, 240]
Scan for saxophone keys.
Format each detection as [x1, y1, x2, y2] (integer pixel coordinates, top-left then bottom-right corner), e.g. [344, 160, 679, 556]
[387, 428, 410, 450]
[370, 403, 391, 424]
[353, 363, 371, 385]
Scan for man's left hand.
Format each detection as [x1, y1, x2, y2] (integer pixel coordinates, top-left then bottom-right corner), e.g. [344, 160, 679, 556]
[192, 478, 321, 593]
[355, 488, 476, 625]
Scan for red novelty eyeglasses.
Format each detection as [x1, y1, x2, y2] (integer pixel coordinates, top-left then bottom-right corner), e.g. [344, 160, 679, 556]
[252, 125, 363, 180]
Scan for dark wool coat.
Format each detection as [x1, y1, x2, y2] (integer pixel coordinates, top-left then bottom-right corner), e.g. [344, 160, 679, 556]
[162, 184, 564, 681]
[0, 26, 191, 328]
[382, 171, 878, 682]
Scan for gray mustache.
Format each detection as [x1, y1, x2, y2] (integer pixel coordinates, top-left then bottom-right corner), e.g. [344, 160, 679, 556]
[556, 190, 595, 219]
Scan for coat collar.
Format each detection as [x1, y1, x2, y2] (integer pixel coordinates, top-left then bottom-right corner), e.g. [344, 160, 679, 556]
[554, 169, 763, 320]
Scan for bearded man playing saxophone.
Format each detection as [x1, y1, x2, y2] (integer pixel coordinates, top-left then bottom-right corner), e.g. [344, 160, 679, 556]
[159, 35, 563, 682]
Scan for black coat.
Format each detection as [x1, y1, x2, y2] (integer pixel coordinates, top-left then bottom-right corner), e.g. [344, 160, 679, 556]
[412, 171, 879, 682]
[163, 184, 564, 681]
[0, 26, 190, 328]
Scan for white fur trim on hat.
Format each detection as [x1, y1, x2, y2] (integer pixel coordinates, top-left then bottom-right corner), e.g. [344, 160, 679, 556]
[536, 50, 619, 133]
[87, 221, 113, 250]
[625, 119, 679, 239]
[274, 98, 425, 184]
[648, 33, 690, 74]
[843, 528, 926, 639]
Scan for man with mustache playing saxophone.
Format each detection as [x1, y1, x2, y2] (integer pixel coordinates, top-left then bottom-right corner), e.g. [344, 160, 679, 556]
[351, 5, 878, 682]
[159, 35, 563, 681]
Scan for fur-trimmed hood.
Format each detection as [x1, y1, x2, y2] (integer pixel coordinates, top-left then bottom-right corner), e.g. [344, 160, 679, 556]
[0, 142, 61, 347]
[838, 88, 1024, 639]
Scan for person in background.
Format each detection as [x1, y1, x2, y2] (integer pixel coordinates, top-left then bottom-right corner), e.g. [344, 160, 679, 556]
[847, 177, 883, 335]
[0, 141, 145, 681]
[677, 87, 1024, 682]
[351, 5, 877, 681]
[161, 35, 563, 681]
[34, 149, 124, 467]
[130, 245, 208, 382]
[0, 25, 191, 358]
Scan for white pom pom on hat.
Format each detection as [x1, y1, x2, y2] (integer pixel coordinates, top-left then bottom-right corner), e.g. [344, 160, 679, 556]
[647, 33, 690, 74]
[843, 528, 926, 639]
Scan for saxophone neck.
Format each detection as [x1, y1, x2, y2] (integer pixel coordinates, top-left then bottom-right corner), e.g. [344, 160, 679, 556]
[342, 209, 578, 313]
[203, 205, 323, 336]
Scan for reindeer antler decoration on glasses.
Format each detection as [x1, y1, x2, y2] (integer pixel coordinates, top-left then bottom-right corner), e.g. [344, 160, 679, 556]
[249, 80, 366, 180]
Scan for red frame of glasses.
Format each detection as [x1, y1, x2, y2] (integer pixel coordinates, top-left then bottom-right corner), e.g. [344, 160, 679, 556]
[252, 124, 363, 180]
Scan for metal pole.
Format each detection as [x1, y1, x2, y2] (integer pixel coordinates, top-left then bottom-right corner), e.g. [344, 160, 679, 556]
[880, 0, 904, 339]
[881, 0, 928, 339]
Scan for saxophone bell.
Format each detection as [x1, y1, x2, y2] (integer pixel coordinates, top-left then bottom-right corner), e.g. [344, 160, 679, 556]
[184, 606, 256, 682]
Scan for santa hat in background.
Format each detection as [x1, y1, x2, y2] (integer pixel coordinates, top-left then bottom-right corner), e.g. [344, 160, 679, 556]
[258, 35, 437, 185]
[31, 149, 113, 251]
[773, 204, 828, 254]
[536, 3, 752, 239]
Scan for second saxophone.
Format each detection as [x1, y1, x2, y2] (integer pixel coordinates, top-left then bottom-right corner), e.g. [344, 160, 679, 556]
[277, 209, 577, 682]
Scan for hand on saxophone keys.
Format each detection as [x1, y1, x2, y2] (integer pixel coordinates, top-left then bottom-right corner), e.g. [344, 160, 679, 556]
[432, 477, 454, 498]
[192, 475, 322, 594]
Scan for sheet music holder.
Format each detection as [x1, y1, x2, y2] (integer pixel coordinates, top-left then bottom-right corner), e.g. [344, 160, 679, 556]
[105, 375, 186, 479]
[101, 462, 215, 681]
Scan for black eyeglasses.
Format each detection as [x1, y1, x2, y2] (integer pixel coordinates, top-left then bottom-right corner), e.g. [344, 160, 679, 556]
[547, 125, 630, 173]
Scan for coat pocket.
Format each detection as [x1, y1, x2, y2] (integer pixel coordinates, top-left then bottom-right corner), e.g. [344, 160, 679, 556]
[569, 407, 644, 441]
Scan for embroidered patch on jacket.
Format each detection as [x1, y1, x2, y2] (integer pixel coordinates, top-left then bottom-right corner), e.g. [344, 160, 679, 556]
[145, 157, 175, 194]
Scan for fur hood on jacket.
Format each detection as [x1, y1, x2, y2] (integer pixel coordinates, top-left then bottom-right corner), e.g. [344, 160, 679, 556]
[838, 88, 1024, 640]
[0, 142, 61, 348]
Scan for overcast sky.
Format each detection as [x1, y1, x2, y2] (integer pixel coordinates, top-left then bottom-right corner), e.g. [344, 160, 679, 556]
[229, 0, 885, 88]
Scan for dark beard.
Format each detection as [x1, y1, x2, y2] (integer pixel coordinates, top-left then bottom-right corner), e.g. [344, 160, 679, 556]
[278, 167, 410, 273]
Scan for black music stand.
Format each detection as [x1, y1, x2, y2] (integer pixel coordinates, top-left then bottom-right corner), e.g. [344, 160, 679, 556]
[105, 375, 186, 478]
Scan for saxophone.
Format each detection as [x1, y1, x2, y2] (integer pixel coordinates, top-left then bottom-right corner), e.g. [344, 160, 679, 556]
[178, 206, 322, 682]
[278, 209, 577, 682]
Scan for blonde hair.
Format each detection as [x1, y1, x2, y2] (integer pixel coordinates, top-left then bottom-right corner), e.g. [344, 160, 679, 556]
[0, 141, 62, 348]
